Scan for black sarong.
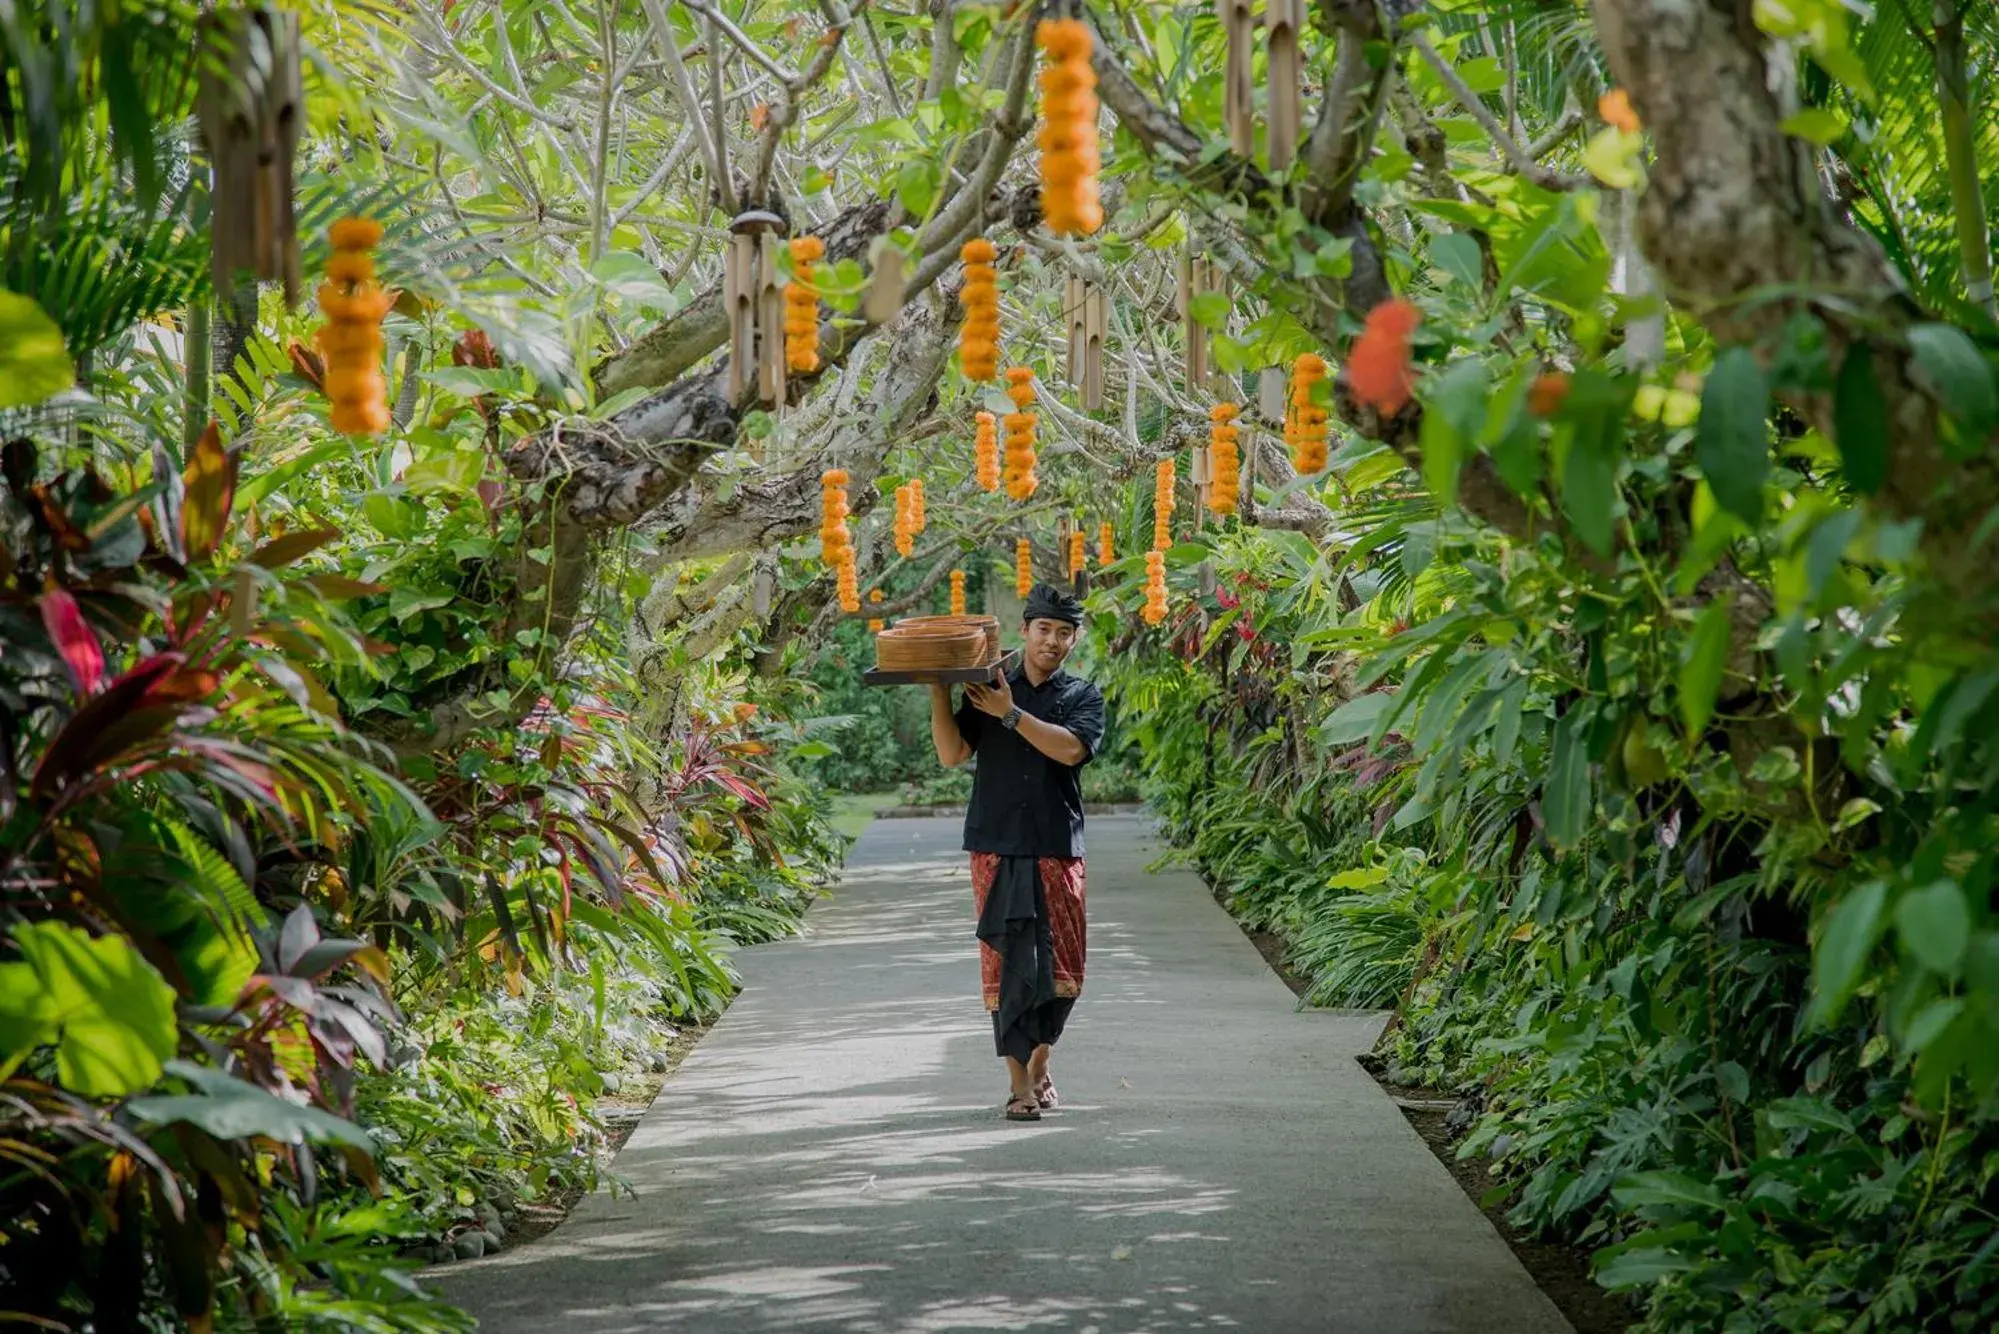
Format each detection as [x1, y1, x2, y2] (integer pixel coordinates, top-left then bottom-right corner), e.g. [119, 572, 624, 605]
[973, 853, 1076, 1063]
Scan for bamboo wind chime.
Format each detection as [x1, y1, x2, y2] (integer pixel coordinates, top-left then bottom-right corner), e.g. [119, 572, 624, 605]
[724, 210, 789, 412]
[1063, 275, 1109, 411]
[1266, 0, 1306, 171]
[198, 5, 304, 305]
[1178, 251, 1225, 393]
[1215, 0, 1305, 169]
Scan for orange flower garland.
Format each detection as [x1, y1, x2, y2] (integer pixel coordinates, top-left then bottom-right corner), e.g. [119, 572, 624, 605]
[1152, 456, 1176, 551]
[1142, 551, 1168, 626]
[950, 568, 967, 615]
[1598, 88, 1641, 134]
[1287, 353, 1329, 474]
[1209, 402, 1242, 516]
[911, 477, 926, 534]
[820, 468, 859, 611]
[785, 236, 825, 373]
[974, 412, 1001, 491]
[868, 617, 886, 632]
[1003, 367, 1039, 500]
[869, 587, 884, 605]
[315, 218, 396, 436]
[1015, 538, 1034, 598]
[1346, 299, 1421, 418]
[894, 483, 917, 557]
[1098, 521, 1115, 567]
[1035, 20, 1102, 236]
[959, 238, 1000, 380]
[1068, 528, 1086, 577]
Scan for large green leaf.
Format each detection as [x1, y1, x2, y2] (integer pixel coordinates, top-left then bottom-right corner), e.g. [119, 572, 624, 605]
[127, 1061, 375, 1149]
[0, 290, 76, 407]
[1543, 707, 1590, 849]
[1678, 599, 1734, 736]
[1895, 880, 1970, 976]
[1, 922, 178, 1096]
[1808, 880, 1888, 1026]
[1696, 347, 1770, 522]
[1832, 342, 1889, 494]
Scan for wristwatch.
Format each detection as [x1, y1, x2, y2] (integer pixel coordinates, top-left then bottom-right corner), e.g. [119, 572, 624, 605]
[1000, 706, 1023, 731]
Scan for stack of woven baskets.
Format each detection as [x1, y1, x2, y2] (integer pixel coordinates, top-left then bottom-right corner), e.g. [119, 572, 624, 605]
[873, 615, 1001, 673]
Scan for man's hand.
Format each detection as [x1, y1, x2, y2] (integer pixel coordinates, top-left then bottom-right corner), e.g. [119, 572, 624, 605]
[963, 673, 1015, 719]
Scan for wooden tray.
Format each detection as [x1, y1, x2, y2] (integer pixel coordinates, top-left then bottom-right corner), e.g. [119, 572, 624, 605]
[862, 648, 1019, 687]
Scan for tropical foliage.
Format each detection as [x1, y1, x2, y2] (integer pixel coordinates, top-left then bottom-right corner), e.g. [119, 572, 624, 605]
[5, 0, 1996, 1329]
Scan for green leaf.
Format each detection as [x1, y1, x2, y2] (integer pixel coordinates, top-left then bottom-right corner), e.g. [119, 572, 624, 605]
[1595, 1244, 1696, 1289]
[127, 1061, 374, 1149]
[1420, 359, 1486, 504]
[1809, 879, 1887, 1026]
[1186, 291, 1231, 331]
[0, 290, 76, 407]
[1543, 707, 1590, 849]
[589, 252, 678, 310]
[1678, 598, 1733, 736]
[895, 159, 942, 218]
[1560, 420, 1618, 556]
[4, 923, 177, 1096]
[1430, 232, 1483, 288]
[1894, 880, 1969, 976]
[1778, 107, 1847, 146]
[1696, 347, 1769, 522]
[1907, 323, 1997, 442]
[1610, 1172, 1723, 1211]
[1319, 692, 1393, 745]
[1832, 343, 1888, 494]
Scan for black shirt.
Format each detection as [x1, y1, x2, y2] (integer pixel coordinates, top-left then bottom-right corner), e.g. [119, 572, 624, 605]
[955, 665, 1107, 858]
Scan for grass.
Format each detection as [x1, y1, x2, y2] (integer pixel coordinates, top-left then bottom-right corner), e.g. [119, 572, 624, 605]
[828, 792, 895, 841]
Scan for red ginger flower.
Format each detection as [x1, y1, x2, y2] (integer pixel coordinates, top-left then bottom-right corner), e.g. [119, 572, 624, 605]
[1347, 299, 1421, 417]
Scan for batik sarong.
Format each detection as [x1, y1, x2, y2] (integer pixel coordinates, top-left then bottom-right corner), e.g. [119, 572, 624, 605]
[970, 852, 1086, 1064]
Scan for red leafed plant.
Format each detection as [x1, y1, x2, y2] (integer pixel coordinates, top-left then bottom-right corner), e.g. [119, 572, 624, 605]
[0, 428, 417, 1330]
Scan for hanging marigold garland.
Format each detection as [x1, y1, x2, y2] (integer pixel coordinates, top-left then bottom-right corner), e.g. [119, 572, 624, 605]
[1286, 353, 1329, 474]
[1035, 19, 1102, 236]
[1015, 537, 1034, 598]
[1152, 456, 1176, 551]
[910, 477, 926, 534]
[950, 568, 967, 615]
[315, 218, 395, 436]
[820, 468, 859, 611]
[785, 236, 825, 373]
[1142, 551, 1168, 626]
[1346, 298, 1422, 418]
[974, 412, 1001, 491]
[894, 484, 917, 557]
[1002, 367, 1039, 500]
[958, 238, 1000, 380]
[868, 617, 885, 632]
[869, 587, 884, 605]
[1209, 402, 1242, 516]
[1068, 528, 1086, 577]
[1098, 521, 1115, 567]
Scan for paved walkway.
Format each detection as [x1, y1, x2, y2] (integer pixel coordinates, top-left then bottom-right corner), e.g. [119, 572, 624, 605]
[437, 815, 1567, 1333]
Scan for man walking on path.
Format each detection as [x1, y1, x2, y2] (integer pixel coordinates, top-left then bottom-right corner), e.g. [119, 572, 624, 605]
[928, 582, 1106, 1122]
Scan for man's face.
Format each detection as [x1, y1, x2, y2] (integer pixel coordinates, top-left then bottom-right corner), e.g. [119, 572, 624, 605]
[1023, 617, 1079, 672]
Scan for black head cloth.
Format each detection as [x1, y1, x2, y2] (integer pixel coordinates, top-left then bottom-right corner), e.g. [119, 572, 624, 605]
[1023, 582, 1084, 626]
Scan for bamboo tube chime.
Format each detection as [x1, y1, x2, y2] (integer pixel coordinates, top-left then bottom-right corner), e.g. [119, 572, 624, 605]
[1220, 0, 1255, 157]
[724, 209, 789, 409]
[1063, 275, 1109, 412]
[1178, 251, 1224, 392]
[1267, 0, 1306, 171]
[198, 6, 304, 305]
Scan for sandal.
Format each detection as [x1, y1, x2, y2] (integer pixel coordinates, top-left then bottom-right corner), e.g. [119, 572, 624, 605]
[1004, 1094, 1041, 1122]
[1034, 1077, 1059, 1111]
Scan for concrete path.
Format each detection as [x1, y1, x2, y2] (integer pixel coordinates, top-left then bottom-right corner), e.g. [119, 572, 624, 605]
[436, 815, 1567, 1333]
